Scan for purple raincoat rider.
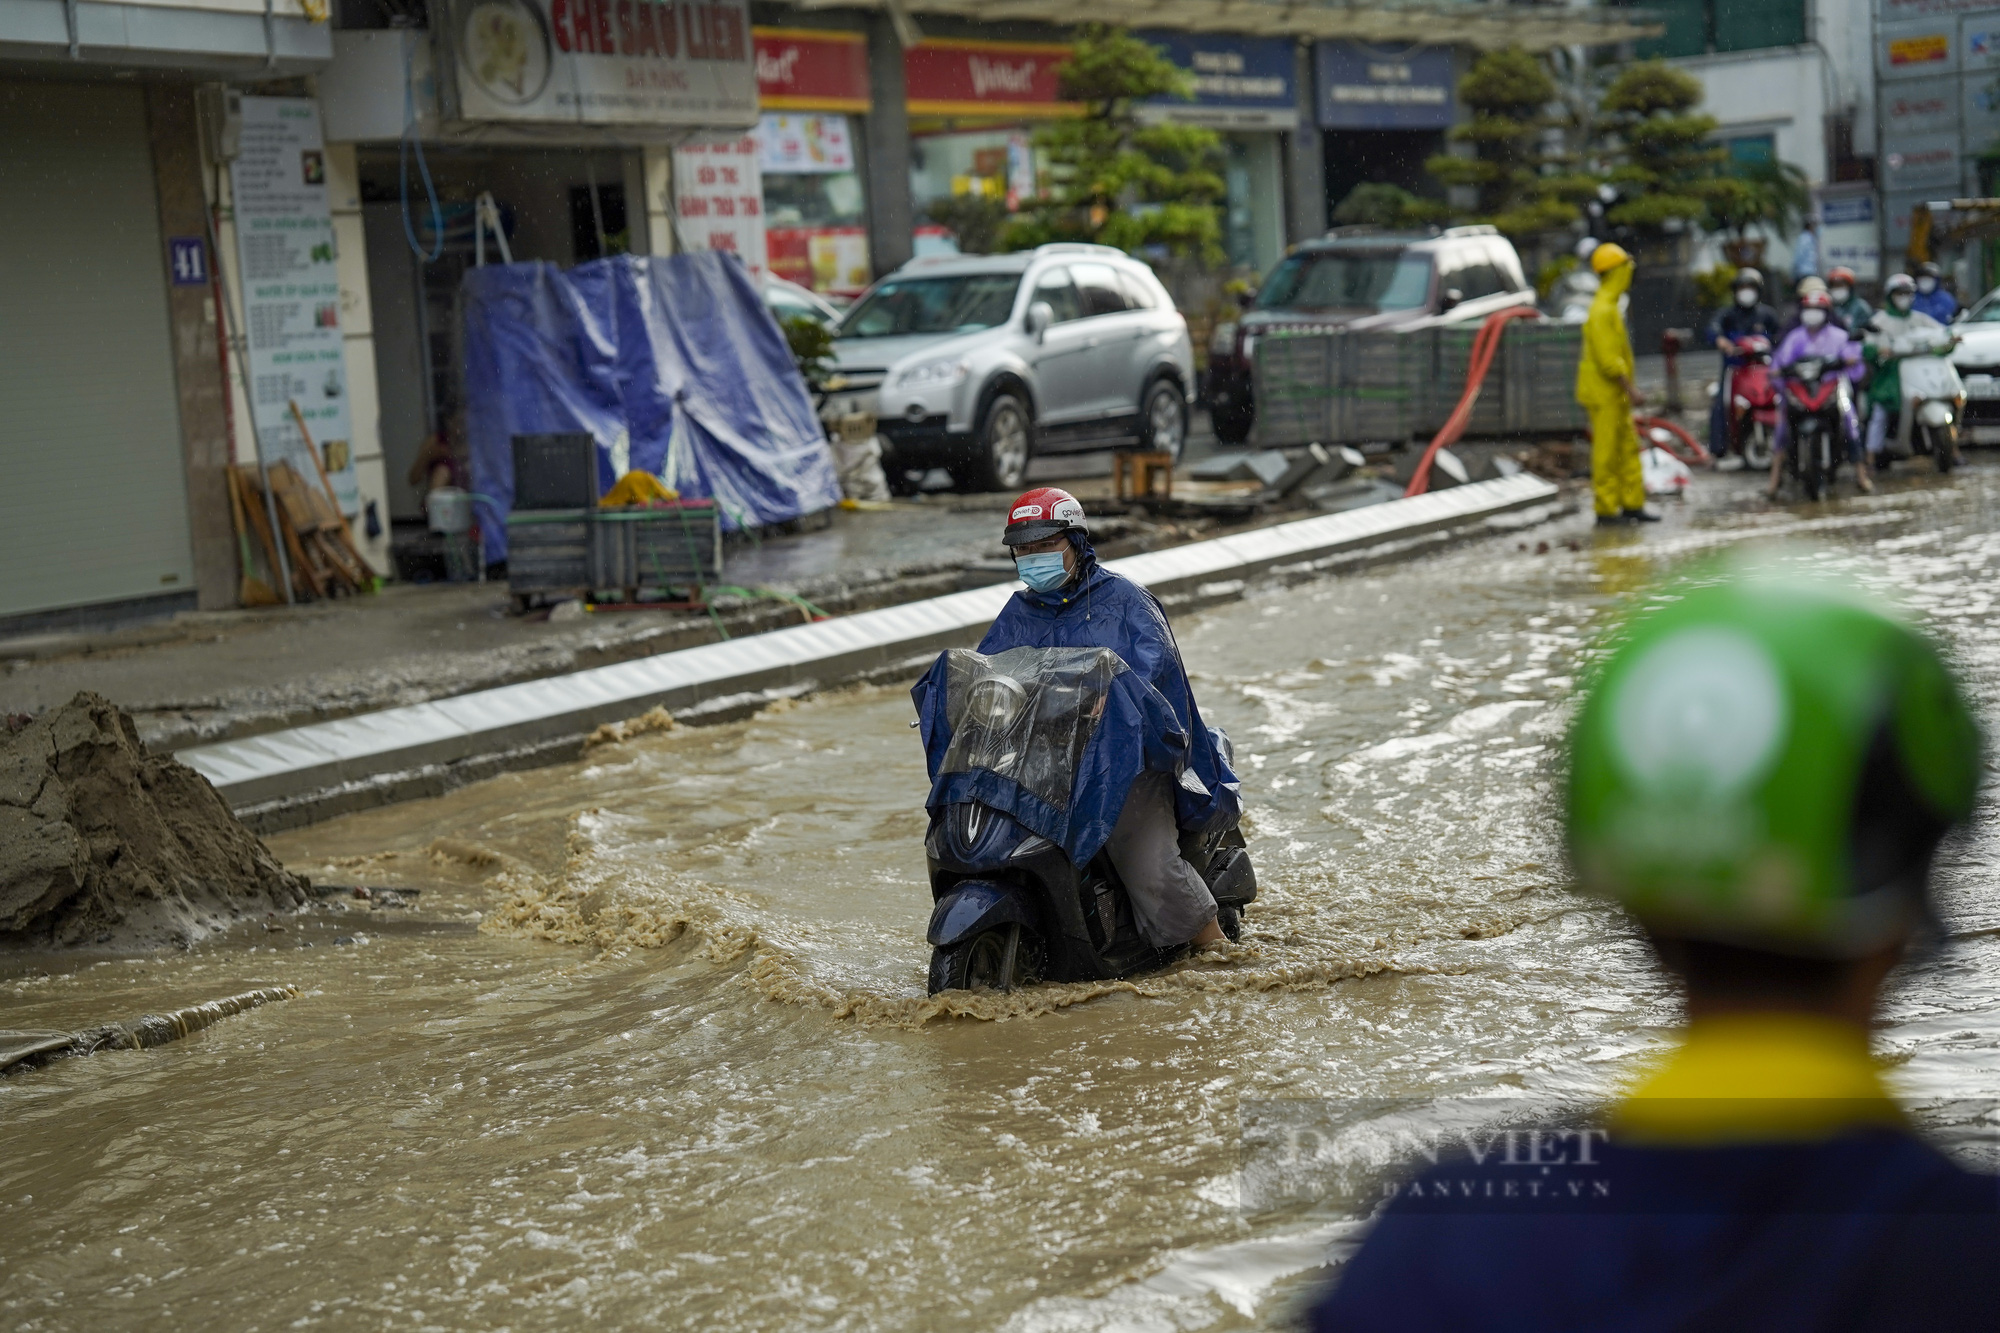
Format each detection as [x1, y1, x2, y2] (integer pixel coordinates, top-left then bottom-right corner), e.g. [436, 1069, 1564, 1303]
[1766, 287, 1868, 499]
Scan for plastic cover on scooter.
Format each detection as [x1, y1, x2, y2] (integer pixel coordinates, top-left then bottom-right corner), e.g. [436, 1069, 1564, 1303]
[913, 646, 1190, 868]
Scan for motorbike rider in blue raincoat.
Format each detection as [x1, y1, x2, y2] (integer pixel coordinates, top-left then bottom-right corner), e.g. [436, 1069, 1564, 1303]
[979, 487, 1239, 949]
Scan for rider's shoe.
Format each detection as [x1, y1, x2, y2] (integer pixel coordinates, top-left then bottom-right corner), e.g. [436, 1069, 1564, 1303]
[1857, 472, 1875, 494]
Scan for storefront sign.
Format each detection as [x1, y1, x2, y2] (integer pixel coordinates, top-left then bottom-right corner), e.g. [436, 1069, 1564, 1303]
[229, 98, 358, 516]
[1315, 41, 1453, 130]
[673, 136, 765, 275]
[753, 26, 869, 111]
[445, 0, 757, 128]
[757, 112, 854, 173]
[1883, 86, 1959, 136]
[904, 39, 1076, 118]
[1136, 32, 1297, 130]
[1879, 20, 1957, 79]
[1881, 130, 1964, 192]
[1816, 189, 1879, 281]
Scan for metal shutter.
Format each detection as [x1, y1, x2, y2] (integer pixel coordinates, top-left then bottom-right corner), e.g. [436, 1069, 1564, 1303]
[0, 81, 194, 620]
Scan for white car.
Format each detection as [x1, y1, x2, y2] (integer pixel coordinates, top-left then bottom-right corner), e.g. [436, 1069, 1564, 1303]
[821, 245, 1197, 493]
[1949, 288, 2000, 442]
[761, 273, 844, 326]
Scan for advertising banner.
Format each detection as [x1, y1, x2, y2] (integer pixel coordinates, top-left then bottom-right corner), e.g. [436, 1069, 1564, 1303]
[753, 26, 869, 111]
[1817, 188, 1881, 281]
[1882, 129, 1965, 191]
[1315, 41, 1454, 130]
[229, 97, 359, 515]
[1879, 18, 1959, 80]
[673, 135, 765, 275]
[1136, 31, 1296, 129]
[1965, 14, 2000, 69]
[444, 0, 756, 128]
[904, 39, 1076, 118]
[757, 112, 855, 173]
[1965, 70, 2000, 144]
[1883, 84, 1960, 136]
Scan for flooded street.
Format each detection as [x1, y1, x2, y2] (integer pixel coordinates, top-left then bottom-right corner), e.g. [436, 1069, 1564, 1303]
[6, 468, 2000, 1331]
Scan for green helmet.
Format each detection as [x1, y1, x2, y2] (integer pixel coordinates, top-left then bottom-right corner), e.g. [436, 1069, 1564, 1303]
[1567, 572, 1981, 958]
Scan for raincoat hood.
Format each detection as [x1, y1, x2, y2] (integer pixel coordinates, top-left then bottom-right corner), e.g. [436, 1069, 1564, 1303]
[1596, 258, 1634, 304]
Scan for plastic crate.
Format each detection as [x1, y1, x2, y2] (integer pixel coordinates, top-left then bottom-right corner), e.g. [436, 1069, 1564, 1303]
[511, 433, 600, 510]
[590, 502, 723, 592]
[506, 510, 591, 598]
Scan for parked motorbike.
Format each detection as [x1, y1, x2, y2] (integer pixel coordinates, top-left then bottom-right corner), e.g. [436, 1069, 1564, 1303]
[917, 646, 1256, 994]
[1891, 325, 1965, 475]
[1781, 354, 1853, 502]
[1726, 334, 1779, 469]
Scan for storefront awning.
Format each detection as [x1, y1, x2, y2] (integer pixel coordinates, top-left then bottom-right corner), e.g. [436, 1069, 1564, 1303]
[793, 0, 1661, 52]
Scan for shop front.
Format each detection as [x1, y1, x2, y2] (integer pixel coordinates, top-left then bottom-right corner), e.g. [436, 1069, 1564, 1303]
[904, 37, 1073, 240]
[319, 0, 756, 553]
[752, 26, 873, 295]
[1136, 31, 1296, 275]
[1313, 40, 1457, 221]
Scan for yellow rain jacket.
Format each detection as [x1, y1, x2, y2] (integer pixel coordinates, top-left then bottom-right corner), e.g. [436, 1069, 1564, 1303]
[1576, 259, 1636, 406]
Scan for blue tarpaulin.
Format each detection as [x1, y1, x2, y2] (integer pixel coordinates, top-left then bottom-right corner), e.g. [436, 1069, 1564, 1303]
[462, 252, 840, 557]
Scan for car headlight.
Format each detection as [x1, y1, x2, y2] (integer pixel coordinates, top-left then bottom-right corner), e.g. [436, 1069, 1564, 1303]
[895, 358, 969, 389]
[1210, 321, 1237, 357]
[1241, 333, 1258, 361]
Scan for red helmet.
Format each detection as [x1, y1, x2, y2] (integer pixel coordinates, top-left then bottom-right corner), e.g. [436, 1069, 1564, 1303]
[1003, 487, 1088, 547]
[1800, 288, 1833, 310]
[1827, 266, 1857, 286]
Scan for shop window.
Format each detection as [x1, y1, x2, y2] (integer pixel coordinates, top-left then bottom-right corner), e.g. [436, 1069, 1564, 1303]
[1071, 263, 1131, 318]
[1032, 270, 1083, 323]
[1726, 135, 1776, 170]
[569, 184, 628, 261]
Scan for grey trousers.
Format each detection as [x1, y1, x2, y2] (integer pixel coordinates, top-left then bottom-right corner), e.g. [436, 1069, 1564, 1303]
[1105, 770, 1218, 947]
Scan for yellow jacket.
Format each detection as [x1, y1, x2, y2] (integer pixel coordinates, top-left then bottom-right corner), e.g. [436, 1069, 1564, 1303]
[1575, 260, 1635, 407]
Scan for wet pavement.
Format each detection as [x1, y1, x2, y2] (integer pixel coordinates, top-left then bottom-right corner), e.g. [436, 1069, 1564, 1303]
[4, 459, 1998, 1330]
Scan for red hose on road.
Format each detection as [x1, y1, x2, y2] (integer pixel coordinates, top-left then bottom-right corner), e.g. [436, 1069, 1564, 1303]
[1404, 305, 1544, 497]
[1633, 414, 1712, 468]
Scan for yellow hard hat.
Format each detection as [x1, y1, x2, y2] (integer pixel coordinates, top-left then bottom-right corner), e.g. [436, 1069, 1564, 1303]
[1590, 242, 1633, 275]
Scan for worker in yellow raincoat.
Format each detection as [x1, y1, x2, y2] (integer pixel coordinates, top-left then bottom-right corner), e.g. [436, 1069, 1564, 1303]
[1575, 244, 1657, 524]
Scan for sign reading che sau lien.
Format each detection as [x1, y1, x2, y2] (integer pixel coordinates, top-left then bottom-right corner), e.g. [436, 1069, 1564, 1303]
[447, 0, 757, 128]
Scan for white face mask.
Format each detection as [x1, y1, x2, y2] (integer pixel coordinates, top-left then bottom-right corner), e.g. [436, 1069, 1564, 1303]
[1891, 293, 1914, 312]
[1735, 288, 1758, 308]
[1829, 286, 1851, 304]
[1917, 277, 1938, 294]
[1800, 308, 1827, 330]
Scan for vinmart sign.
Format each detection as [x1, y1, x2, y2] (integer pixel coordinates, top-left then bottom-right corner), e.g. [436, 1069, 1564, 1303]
[444, 0, 757, 128]
[904, 39, 1076, 118]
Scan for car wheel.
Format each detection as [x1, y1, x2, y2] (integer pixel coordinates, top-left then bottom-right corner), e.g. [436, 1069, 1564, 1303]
[1211, 399, 1254, 444]
[1141, 377, 1188, 461]
[957, 391, 1032, 492]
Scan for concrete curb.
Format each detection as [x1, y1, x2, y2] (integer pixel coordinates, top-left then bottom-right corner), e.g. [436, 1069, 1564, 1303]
[180, 474, 1563, 830]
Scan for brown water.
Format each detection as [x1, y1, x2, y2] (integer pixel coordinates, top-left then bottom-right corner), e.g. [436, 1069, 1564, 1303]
[6, 470, 2000, 1331]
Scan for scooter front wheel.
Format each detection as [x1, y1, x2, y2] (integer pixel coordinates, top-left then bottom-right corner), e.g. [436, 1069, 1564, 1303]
[928, 924, 1042, 995]
[1744, 422, 1773, 469]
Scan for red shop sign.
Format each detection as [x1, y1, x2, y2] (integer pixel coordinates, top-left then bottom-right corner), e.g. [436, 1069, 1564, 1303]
[904, 39, 1077, 118]
[753, 26, 871, 111]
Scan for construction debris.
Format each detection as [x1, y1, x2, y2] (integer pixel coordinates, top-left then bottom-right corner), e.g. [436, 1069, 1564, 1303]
[0, 693, 309, 948]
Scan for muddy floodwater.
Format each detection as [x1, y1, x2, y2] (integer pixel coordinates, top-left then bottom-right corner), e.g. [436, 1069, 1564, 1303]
[7, 470, 2000, 1330]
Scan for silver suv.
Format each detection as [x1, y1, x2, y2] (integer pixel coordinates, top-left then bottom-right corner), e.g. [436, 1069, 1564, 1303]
[822, 245, 1196, 493]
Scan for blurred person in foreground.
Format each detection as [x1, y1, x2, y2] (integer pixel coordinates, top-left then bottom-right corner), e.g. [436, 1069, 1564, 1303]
[1576, 243, 1656, 525]
[1310, 572, 1996, 1330]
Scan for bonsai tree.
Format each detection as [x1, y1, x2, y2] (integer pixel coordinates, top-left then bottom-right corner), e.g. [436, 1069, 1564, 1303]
[1331, 182, 1432, 229]
[1003, 26, 1226, 262]
[1597, 60, 1727, 244]
[1425, 48, 1594, 243]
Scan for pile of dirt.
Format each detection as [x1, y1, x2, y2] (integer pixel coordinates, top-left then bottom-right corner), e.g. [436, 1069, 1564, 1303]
[0, 693, 308, 949]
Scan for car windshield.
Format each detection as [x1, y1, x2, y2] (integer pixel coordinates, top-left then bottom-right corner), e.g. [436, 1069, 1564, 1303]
[837, 273, 1021, 338]
[1257, 251, 1432, 313]
[1964, 292, 2000, 323]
